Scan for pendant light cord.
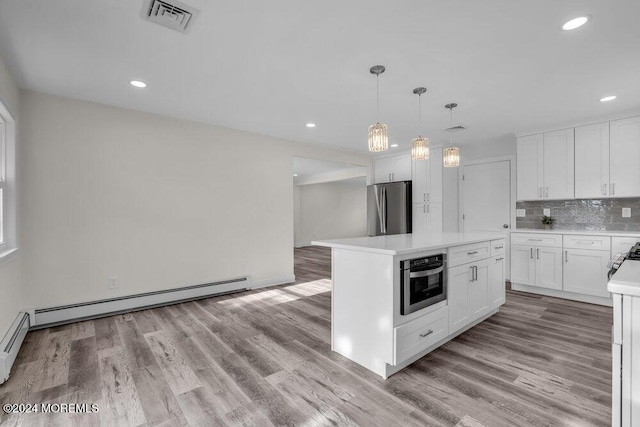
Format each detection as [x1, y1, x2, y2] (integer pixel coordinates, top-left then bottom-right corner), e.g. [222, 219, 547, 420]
[449, 106, 454, 148]
[418, 94, 422, 137]
[376, 75, 380, 123]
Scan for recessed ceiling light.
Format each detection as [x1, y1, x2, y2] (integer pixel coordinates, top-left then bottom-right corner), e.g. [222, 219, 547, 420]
[599, 95, 617, 102]
[130, 80, 147, 88]
[306, 123, 316, 128]
[293, 174, 298, 177]
[562, 15, 591, 31]
[390, 144, 399, 148]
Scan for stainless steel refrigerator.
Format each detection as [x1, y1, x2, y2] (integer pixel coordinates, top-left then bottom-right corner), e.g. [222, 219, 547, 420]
[367, 181, 412, 236]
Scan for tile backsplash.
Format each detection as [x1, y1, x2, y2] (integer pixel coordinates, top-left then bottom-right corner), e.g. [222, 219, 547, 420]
[516, 198, 640, 231]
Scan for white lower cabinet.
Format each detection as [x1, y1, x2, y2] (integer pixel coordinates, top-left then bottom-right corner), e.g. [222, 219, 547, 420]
[511, 244, 562, 290]
[393, 306, 448, 365]
[489, 255, 506, 310]
[563, 248, 611, 298]
[448, 258, 490, 334]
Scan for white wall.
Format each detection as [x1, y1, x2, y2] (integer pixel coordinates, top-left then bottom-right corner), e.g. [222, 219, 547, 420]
[442, 137, 517, 232]
[20, 91, 372, 309]
[0, 51, 22, 337]
[294, 179, 367, 246]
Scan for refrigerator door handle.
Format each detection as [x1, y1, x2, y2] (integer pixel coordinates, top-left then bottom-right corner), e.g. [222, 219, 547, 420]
[382, 187, 387, 234]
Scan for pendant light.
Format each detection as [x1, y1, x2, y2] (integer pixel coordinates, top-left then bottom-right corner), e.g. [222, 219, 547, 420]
[443, 103, 460, 168]
[411, 87, 429, 160]
[368, 65, 388, 152]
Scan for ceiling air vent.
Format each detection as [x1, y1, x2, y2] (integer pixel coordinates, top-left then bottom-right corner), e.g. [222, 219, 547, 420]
[141, 0, 200, 34]
[443, 124, 468, 132]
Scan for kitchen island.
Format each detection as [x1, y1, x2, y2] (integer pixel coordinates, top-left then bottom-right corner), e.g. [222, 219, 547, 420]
[312, 232, 506, 379]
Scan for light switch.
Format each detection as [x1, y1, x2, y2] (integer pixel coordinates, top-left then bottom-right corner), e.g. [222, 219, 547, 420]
[543, 208, 551, 216]
[622, 208, 631, 218]
[516, 209, 526, 217]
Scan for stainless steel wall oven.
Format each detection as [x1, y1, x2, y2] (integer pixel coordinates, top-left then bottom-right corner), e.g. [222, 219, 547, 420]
[400, 254, 447, 315]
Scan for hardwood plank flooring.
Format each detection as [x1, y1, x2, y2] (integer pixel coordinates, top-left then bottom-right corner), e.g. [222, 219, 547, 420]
[0, 245, 612, 426]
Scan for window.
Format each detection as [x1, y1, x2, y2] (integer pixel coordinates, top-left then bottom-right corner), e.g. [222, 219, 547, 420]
[0, 98, 16, 257]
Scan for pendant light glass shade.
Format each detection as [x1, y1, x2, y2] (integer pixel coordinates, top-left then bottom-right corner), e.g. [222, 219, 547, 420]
[368, 123, 389, 152]
[443, 103, 460, 168]
[368, 65, 388, 152]
[443, 146, 460, 167]
[411, 87, 429, 160]
[412, 137, 429, 160]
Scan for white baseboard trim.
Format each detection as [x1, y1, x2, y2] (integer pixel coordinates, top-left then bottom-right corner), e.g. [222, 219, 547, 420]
[250, 274, 296, 290]
[511, 283, 612, 307]
[33, 277, 249, 328]
[0, 312, 30, 385]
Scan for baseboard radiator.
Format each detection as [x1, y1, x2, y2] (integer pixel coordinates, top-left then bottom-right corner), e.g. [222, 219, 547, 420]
[0, 312, 30, 385]
[33, 277, 249, 329]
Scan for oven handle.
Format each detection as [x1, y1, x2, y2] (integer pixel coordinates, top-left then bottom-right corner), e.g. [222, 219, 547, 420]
[410, 266, 444, 278]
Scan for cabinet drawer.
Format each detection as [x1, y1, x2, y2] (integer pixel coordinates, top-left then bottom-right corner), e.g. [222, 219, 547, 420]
[611, 236, 640, 256]
[511, 233, 562, 247]
[563, 235, 611, 251]
[394, 306, 448, 365]
[448, 241, 490, 267]
[491, 239, 506, 257]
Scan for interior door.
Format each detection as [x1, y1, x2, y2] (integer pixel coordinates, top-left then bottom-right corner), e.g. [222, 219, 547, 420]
[461, 159, 512, 278]
[462, 160, 511, 234]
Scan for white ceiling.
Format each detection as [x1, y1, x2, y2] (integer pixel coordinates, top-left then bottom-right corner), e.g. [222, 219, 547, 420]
[1, 0, 639, 155]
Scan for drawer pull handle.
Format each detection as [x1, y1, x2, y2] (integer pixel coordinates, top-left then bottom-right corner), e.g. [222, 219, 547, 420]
[419, 330, 434, 338]
[576, 241, 595, 245]
[528, 239, 542, 241]
[496, 257, 504, 261]
[468, 251, 478, 255]
[494, 245, 503, 249]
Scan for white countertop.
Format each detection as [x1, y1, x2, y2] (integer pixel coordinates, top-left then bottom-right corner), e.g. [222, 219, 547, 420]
[513, 228, 640, 237]
[312, 232, 505, 256]
[608, 260, 640, 296]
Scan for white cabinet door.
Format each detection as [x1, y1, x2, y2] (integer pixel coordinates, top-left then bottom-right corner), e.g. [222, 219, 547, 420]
[393, 155, 412, 181]
[543, 128, 574, 200]
[535, 247, 563, 290]
[448, 263, 472, 333]
[489, 255, 506, 310]
[412, 204, 427, 234]
[610, 117, 640, 197]
[563, 249, 611, 298]
[412, 158, 428, 204]
[427, 203, 443, 233]
[374, 157, 394, 183]
[511, 245, 536, 286]
[468, 258, 490, 321]
[429, 148, 443, 203]
[575, 122, 610, 199]
[517, 134, 543, 200]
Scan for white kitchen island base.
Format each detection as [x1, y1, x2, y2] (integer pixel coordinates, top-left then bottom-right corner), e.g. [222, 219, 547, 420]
[314, 232, 506, 379]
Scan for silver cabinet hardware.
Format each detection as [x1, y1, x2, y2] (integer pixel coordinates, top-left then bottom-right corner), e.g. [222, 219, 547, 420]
[419, 330, 434, 338]
[565, 250, 568, 262]
[468, 251, 478, 255]
[528, 239, 542, 241]
[577, 241, 595, 245]
[495, 245, 503, 249]
[427, 205, 430, 213]
[427, 192, 430, 202]
[536, 248, 540, 259]
[496, 257, 504, 261]
[469, 266, 475, 281]
[388, 173, 391, 182]
[545, 187, 549, 198]
[604, 184, 608, 195]
[503, 224, 509, 229]
[539, 187, 543, 198]
[530, 248, 534, 258]
[423, 193, 426, 202]
[612, 183, 615, 195]
[473, 266, 478, 281]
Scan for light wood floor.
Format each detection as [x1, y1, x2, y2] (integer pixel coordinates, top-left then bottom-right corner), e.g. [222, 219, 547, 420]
[0, 246, 613, 426]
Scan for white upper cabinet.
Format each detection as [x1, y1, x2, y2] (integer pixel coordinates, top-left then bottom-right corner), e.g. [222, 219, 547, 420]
[411, 147, 443, 203]
[374, 154, 412, 183]
[543, 129, 575, 200]
[516, 134, 543, 200]
[516, 129, 574, 200]
[610, 117, 640, 198]
[575, 122, 610, 198]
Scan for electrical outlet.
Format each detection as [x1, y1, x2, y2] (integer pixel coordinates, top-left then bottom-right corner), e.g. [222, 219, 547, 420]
[543, 208, 551, 216]
[622, 208, 631, 218]
[109, 277, 118, 289]
[516, 209, 526, 217]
